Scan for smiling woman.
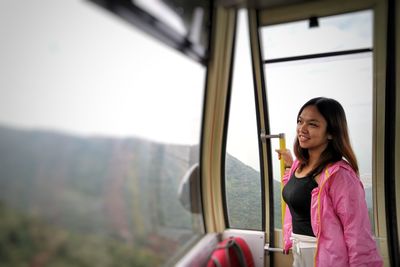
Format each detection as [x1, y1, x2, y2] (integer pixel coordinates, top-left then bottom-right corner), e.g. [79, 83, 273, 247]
[278, 97, 382, 267]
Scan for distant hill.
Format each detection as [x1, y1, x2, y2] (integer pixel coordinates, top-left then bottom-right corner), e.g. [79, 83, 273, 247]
[0, 125, 198, 266]
[0, 125, 278, 237]
[225, 153, 282, 229]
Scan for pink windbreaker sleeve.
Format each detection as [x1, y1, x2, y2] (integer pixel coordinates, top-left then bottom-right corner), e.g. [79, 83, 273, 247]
[328, 168, 383, 267]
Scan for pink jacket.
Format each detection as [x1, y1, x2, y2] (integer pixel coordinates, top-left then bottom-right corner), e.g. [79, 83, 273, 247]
[282, 160, 383, 267]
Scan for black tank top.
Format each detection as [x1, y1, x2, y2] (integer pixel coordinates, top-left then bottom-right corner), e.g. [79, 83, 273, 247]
[282, 171, 318, 237]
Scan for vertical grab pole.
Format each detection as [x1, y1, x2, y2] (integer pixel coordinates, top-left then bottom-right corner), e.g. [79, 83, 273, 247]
[260, 131, 287, 248]
[278, 133, 286, 244]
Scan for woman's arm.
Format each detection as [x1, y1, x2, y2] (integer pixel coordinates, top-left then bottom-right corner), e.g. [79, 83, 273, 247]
[275, 149, 294, 185]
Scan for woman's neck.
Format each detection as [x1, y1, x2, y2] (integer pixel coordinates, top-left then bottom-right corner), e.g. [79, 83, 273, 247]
[306, 149, 323, 170]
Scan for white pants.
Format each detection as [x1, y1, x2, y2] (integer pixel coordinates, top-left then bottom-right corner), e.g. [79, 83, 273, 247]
[290, 233, 317, 267]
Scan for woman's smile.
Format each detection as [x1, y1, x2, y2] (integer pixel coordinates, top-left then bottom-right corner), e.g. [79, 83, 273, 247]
[298, 134, 310, 142]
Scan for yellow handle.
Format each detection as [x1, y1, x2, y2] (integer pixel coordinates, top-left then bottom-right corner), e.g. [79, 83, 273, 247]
[279, 134, 286, 243]
[279, 135, 286, 177]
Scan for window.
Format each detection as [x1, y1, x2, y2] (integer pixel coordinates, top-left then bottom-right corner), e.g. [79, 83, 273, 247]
[261, 10, 374, 231]
[224, 10, 263, 231]
[91, 0, 211, 63]
[0, 0, 205, 266]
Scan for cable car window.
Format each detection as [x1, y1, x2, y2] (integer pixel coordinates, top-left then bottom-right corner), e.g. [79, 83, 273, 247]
[261, 10, 374, 239]
[90, 0, 211, 63]
[0, 1, 205, 266]
[224, 10, 263, 231]
[262, 10, 373, 61]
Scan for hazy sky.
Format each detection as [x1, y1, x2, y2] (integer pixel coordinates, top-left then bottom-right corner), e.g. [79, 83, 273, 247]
[0, 0, 205, 144]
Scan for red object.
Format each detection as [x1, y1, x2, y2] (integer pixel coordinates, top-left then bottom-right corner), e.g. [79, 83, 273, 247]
[207, 236, 255, 267]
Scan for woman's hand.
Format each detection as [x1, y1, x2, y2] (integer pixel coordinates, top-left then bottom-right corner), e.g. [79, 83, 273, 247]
[275, 149, 294, 169]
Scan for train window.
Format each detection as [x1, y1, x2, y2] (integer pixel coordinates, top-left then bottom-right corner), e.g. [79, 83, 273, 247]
[0, 1, 205, 266]
[224, 10, 263, 231]
[260, 10, 374, 236]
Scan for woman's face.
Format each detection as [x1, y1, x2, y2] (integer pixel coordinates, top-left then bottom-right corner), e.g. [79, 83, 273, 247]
[297, 105, 331, 154]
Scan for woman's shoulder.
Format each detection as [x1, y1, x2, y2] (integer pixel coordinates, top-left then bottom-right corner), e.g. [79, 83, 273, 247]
[326, 160, 362, 188]
[326, 160, 357, 177]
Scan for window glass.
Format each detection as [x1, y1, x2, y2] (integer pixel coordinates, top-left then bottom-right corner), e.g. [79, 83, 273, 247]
[261, 10, 373, 60]
[0, 1, 205, 266]
[261, 10, 374, 233]
[133, 0, 211, 49]
[92, 0, 211, 62]
[225, 10, 262, 230]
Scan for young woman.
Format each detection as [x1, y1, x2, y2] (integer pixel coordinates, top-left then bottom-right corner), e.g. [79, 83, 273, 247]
[276, 97, 383, 267]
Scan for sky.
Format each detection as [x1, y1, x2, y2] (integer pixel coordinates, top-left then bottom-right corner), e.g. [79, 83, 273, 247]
[0, 1, 373, 183]
[0, 0, 205, 145]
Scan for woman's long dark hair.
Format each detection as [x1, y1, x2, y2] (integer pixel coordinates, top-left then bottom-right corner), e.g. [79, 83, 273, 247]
[294, 97, 359, 176]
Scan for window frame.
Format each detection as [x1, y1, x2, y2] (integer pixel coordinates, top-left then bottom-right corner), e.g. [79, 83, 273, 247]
[251, 0, 389, 265]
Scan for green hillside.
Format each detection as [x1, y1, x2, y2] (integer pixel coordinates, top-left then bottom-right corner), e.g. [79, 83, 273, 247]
[225, 154, 282, 230]
[0, 125, 195, 266]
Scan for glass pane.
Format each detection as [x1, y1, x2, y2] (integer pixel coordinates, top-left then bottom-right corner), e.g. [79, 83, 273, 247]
[261, 10, 373, 60]
[0, 1, 205, 266]
[133, 0, 211, 48]
[225, 10, 262, 230]
[260, 10, 374, 235]
[91, 0, 211, 60]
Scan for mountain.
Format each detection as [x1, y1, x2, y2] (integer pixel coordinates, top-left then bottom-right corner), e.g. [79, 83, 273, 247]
[225, 154, 283, 230]
[0, 125, 199, 266]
